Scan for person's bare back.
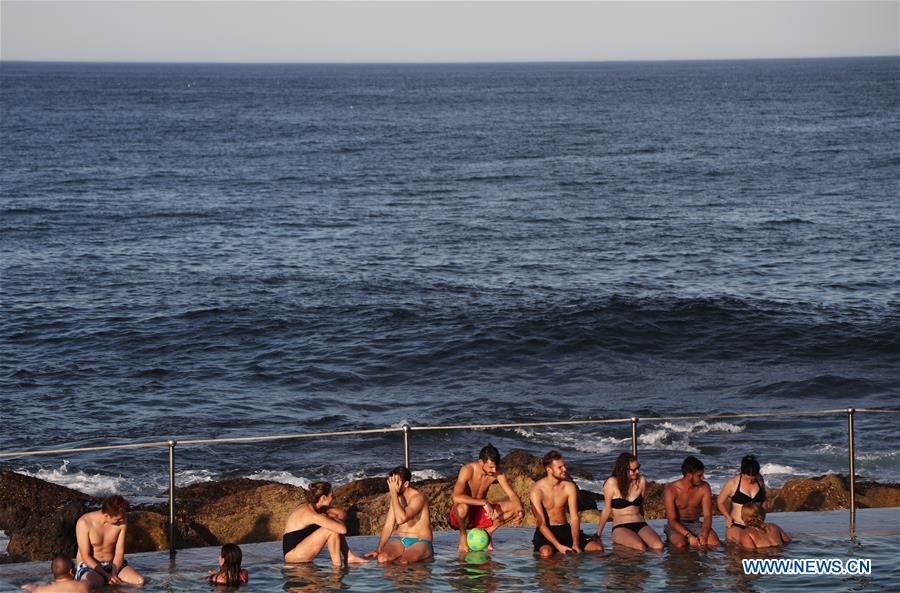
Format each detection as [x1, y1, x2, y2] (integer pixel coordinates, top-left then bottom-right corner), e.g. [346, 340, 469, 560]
[21, 557, 88, 593]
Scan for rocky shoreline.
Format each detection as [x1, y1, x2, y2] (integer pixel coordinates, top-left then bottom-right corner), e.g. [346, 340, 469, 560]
[2, 450, 898, 563]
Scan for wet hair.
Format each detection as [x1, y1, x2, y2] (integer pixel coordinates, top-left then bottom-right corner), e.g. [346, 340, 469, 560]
[542, 450, 563, 468]
[681, 456, 705, 475]
[51, 555, 73, 579]
[389, 465, 412, 483]
[612, 452, 638, 494]
[306, 482, 332, 505]
[219, 543, 243, 586]
[101, 495, 129, 517]
[740, 455, 761, 477]
[741, 503, 766, 529]
[479, 444, 501, 465]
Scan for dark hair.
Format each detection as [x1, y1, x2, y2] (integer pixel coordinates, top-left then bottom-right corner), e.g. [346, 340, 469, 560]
[51, 555, 73, 579]
[479, 444, 501, 464]
[681, 456, 705, 475]
[219, 543, 243, 586]
[306, 482, 332, 505]
[389, 465, 412, 483]
[101, 495, 129, 517]
[542, 450, 563, 468]
[612, 452, 638, 494]
[740, 455, 761, 476]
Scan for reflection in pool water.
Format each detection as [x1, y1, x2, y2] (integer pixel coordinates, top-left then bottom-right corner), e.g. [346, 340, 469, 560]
[1, 510, 897, 592]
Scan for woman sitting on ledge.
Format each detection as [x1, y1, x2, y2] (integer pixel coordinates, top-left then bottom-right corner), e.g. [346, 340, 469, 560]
[282, 481, 369, 566]
[738, 503, 791, 550]
[717, 454, 768, 543]
[597, 452, 664, 551]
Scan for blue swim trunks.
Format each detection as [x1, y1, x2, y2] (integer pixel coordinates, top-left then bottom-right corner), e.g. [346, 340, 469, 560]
[75, 559, 128, 582]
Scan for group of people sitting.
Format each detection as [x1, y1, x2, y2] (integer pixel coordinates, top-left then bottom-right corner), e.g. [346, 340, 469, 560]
[22, 447, 790, 590]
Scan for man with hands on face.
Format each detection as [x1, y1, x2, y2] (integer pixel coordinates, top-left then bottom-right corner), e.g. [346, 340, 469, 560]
[365, 466, 434, 565]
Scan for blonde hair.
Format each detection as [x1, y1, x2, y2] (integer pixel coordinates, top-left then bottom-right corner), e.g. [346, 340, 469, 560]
[741, 503, 766, 529]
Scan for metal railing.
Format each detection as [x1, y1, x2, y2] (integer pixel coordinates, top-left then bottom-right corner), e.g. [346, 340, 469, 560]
[2, 406, 898, 555]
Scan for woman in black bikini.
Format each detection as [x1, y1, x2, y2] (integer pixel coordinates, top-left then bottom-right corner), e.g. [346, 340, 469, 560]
[717, 454, 767, 543]
[282, 482, 368, 566]
[596, 453, 664, 551]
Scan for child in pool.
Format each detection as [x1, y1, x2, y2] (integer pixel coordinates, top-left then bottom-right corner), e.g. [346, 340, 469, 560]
[207, 544, 248, 586]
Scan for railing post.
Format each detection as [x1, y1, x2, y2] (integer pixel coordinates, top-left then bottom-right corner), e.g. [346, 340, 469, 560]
[631, 417, 638, 457]
[167, 440, 177, 556]
[402, 424, 410, 470]
[847, 408, 856, 531]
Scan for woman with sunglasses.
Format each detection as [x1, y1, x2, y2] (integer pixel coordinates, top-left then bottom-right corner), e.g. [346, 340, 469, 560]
[596, 452, 664, 551]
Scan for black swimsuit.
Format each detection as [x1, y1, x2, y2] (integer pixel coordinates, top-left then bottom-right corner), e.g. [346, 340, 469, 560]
[731, 477, 765, 528]
[283, 525, 320, 556]
[611, 494, 648, 533]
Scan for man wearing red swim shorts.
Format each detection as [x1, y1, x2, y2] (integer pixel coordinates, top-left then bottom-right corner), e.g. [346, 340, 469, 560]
[450, 444, 525, 552]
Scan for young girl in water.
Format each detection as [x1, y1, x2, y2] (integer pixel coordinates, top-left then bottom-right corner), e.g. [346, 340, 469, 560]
[207, 543, 248, 586]
[738, 503, 791, 550]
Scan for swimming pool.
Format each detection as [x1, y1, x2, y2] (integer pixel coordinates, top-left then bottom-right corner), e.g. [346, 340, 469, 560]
[2, 508, 897, 592]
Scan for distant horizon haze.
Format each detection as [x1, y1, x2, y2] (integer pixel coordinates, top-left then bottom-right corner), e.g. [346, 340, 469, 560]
[2, 1, 898, 64]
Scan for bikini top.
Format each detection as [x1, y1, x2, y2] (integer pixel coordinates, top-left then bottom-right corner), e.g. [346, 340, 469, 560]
[732, 477, 766, 505]
[611, 494, 644, 509]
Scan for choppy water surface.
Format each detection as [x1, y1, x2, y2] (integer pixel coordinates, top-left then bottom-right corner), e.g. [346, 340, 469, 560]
[1, 58, 898, 498]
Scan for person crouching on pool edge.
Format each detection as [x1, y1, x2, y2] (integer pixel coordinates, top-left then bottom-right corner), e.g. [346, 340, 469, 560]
[450, 444, 525, 553]
[365, 466, 434, 565]
[596, 453, 664, 551]
[530, 450, 604, 557]
[717, 454, 767, 543]
[282, 482, 369, 566]
[737, 503, 790, 550]
[663, 456, 720, 548]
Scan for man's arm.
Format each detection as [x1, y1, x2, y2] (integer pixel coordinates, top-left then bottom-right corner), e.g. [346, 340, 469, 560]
[700, 483, 713, 542]
[595, 479, 613, 539]
[391, 491, 424, 526]
[452, 465, 486, 506]
[366, 502, 396, 556]
[109, 524, 128, 583]
[496, 474, 525, 524]
[566, 482, 582, 553]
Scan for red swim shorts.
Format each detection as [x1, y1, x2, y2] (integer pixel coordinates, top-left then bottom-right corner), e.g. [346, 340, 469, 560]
[450, 503, 498, 530]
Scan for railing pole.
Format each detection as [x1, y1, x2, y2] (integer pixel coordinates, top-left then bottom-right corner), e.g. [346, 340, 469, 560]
[631, 417, 638, 457]
[847, 409, 856, 531]
[402, 424, 410, 469]
[167, 440, 177, 557]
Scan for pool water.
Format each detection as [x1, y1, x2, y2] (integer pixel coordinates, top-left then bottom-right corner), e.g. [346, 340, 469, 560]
[2, 509, 898, 592]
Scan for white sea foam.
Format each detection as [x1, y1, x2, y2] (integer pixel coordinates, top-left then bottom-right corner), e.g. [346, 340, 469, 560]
[412, 469, 446, 481]
[759, 463, 798, 476]
[512, 428, 629, 454]
[812, 444, 900, 462]
[638, 428, 699, 453]
[246, 470, 311, 489]
[653, 420, 745, 434]
[17, 460, 131, 497]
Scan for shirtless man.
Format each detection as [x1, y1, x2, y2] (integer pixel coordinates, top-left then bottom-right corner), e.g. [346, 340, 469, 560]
[365, 466, 434, 565]
[74, 495, 144, 588]
[450, 444, 525, 552]
[529, 450, 603, 558]
[663, 456, 720, 548]
[22, 557, 88, 593]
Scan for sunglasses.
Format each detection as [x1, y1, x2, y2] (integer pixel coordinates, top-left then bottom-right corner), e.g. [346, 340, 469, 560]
[628, 465, 641, 472]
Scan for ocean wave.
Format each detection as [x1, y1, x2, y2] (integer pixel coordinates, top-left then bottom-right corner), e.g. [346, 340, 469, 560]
[512, 428, 630, 455]
[17, 460, 132, 497]
[412, 469, 446, 481]
[651, 420, 745, 434]
[246, 470, 311, 489]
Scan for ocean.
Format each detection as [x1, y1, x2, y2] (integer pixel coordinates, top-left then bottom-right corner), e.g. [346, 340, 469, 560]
[1, 58, 898, 502]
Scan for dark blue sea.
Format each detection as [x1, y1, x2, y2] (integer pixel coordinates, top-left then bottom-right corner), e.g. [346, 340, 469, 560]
[1, 58, 898, 501]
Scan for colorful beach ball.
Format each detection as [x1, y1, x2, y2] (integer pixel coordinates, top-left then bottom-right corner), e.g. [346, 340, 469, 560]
[467, 527, 490, 552]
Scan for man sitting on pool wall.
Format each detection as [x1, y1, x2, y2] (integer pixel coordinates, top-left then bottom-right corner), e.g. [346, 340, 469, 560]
[365, 466, 434, 565]
[450, 444, 525, 552]
[74, 494, 144, 588]
[663, 455, 720, 548]
[530, 450, 604, 557]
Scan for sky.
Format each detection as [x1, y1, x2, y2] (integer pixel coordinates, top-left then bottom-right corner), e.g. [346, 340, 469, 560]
[1, 1, 898, 63]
